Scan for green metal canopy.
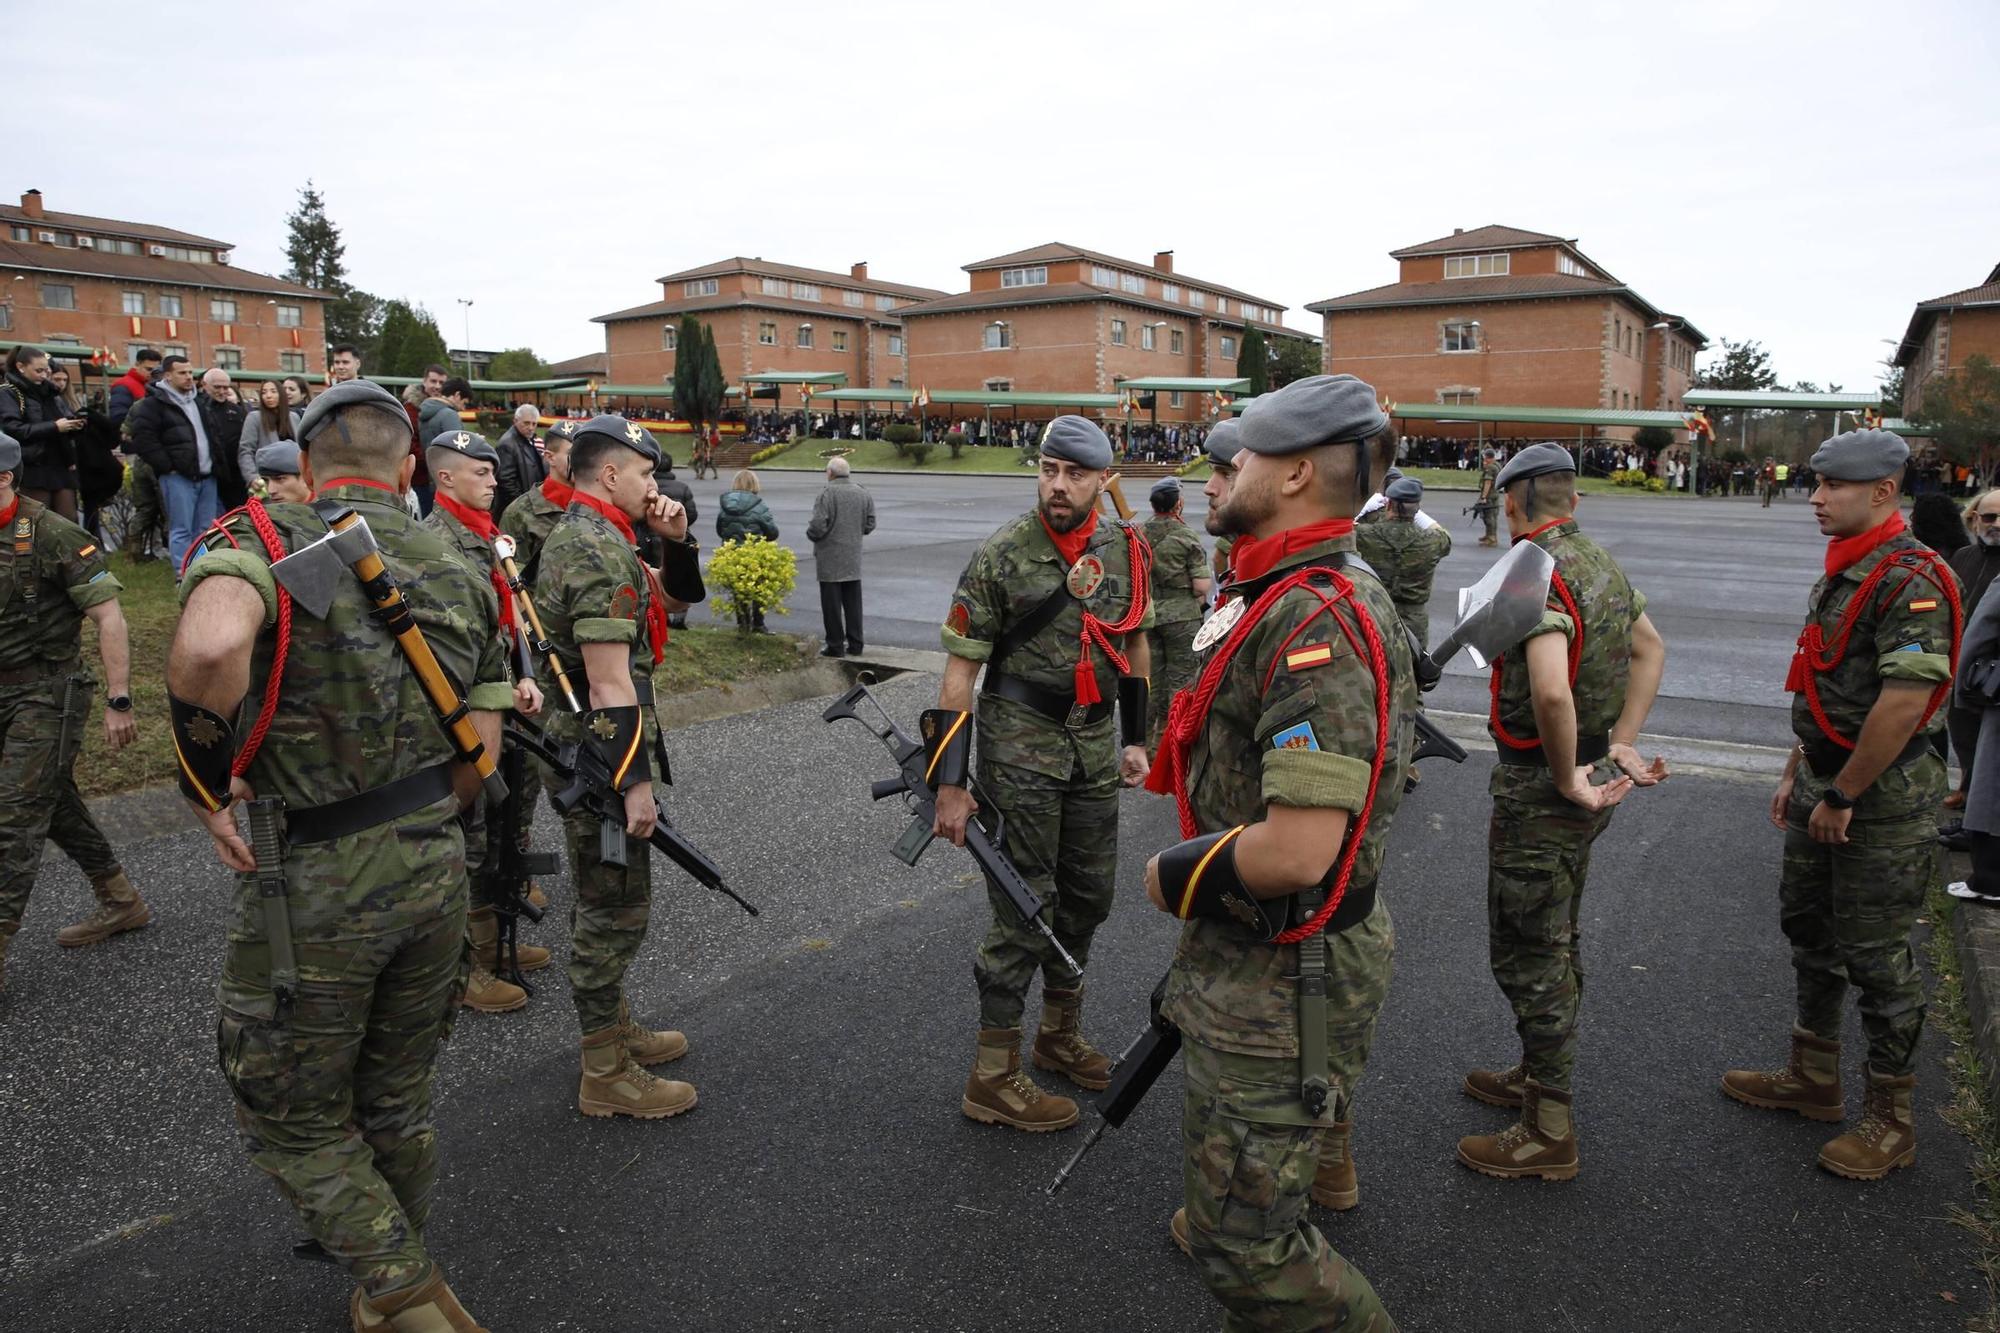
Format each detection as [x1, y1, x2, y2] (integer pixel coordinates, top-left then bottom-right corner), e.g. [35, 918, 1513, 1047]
[1227, 396, 1692, 430]
[925, 390, 1123, 409]
[811, 388, 914, 404]
[555, 383, 742, 398]
[1112, 376, 1250, 393]
[1682, 389, 1881, 411]
[740, 371, 848, 386]
[0, 338, 117, 363]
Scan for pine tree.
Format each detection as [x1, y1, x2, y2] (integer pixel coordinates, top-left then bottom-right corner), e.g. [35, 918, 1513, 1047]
[1240, 326, 1269, 395]
[282, 181, 382, 359]
[672, 315, 704, 425]
[373, 301, 449, 378]
[696, 324, 727, 430]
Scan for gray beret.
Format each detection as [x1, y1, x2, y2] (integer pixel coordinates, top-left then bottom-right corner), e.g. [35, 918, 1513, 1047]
[1149, 477, 1181, 501]
[1205, 418, 1243, 465]
[254, 440, 302, 477]
[0, 429, 18, 475]
[297, 378, 413, 446]
[429, 430, 499, 466]
[1386, 476, 1423, 504]
[1239, 374, 1388, 456]
[1494, 442, 1576, 489]
[574, 414, 661, 465]
[1384, 466, 1404, 485]
[546, 419, 578, 440]
[1039, 415, 1112, 470]
[1809, 429, 1909, 482]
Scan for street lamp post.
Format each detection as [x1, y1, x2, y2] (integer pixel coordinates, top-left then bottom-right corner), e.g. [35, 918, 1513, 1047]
[456, 298, 474, 380]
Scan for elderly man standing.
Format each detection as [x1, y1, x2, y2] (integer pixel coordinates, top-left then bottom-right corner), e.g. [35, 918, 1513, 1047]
[806, 456, 876, 658]
[493, 404, 547, 522]
[198, 369, 248, 511]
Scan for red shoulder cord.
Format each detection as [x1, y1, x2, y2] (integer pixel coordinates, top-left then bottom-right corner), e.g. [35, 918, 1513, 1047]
[1488, 518, 1581, 752]
[1071, 524, 1154, 706]
[1787, 547, 1964, 749]
[1152, 565, 1391, 944]
[191, 501, 294, 777]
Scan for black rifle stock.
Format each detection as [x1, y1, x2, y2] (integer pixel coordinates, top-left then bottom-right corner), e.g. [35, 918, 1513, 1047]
[822, 683, 1080, 976]
[480, 734, 555, 988]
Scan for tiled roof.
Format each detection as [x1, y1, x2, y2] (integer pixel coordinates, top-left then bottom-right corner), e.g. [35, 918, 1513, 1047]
[0, 238, 326, 298]
[0, 200, 228, 248]
[958, 242, 1286, 310]
[653, 256, 947, 302]
[1894, 267, 2000, 366]
[546, 351, 609, 377]
[893, 283, 1305, 336]
[1388, 225, 1571, 258]
[594, 293, 907, 325]
[1308, 273, 1632, 312]
[1915, 279, 2000, 311]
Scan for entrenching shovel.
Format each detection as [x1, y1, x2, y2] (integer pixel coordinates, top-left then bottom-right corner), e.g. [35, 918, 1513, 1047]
[1413, 539, 1556, 689]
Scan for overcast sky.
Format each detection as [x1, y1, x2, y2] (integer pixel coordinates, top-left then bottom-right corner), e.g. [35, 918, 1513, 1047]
[28, 0, 1995, 389]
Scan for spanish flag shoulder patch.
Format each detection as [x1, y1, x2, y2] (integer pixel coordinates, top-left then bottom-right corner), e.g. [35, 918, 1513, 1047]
[76, 544, 96, 558]
[1285, 643, 1334, 672]
[1909, 598, 1939, 612]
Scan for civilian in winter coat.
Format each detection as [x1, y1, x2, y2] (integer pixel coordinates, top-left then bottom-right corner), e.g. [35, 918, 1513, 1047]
[237, 379, 303, 492]
[1952, 574, 2000, 903]
[198, 370, 249, 510]
[804, 456, 875, 656]
[107, 350, 160, 428]
[492, 404, 547, 520]
[1947, 491, 2000, 811]
[123, 356, 218, 573]
[715, 471, 779, 543]
[0, 346, 86, 519]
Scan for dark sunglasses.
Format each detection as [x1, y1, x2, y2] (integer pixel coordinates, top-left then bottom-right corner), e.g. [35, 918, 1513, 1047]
[1976, 513, 2000, 525]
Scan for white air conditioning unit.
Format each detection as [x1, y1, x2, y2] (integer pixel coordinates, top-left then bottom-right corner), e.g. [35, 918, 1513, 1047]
[77, 236, 94, 249]
[148, 245, 166, 257]
[37, 231, 54, 242]
[217, 251, 231, 264]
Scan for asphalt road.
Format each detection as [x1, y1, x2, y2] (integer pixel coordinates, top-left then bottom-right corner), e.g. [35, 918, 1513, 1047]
[0, 671, 1980, 1332]
[694, 470, 1827, 750]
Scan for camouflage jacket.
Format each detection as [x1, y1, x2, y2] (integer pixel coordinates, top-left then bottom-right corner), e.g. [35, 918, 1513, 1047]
[1162, 532, 1416, 1058]
[942, 511, 1154, 781]
[1791, 530, 1954, 754]
[1354, 519, 1452, 617]
[499, 481, 566, 589]
[1141, 514, 1208, 627]
[537, 501, 658, 745]
[0, 496, 121, 675]
[1490, 519, 1645, 748]
[1479, 460, 1498, 498]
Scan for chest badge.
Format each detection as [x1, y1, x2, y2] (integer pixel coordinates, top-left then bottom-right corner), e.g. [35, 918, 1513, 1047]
[1192, 597, 1244, 653]
[1066, 554, 1106, 599]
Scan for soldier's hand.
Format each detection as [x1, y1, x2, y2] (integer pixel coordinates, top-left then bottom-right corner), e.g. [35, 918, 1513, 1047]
[933, 783, 977, 848]
[1807, 799, 1852, 846]
[644, 494, 688, 541]
[1769, 772, 1795, 831]
[1607, 742, 1667, 786]
[514, 678, 544, 718]
[1557, 767, 1631, 812]
[1119, 744, 1150, 788]
[104, 704, 137, 750]
[623, 782, 658, 839]
[1145, 854, 1169, 913]
[195, 779, 256, 873]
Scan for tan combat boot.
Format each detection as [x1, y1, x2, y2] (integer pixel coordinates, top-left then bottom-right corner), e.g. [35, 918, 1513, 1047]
[467, 904, 550, 974]
[1031, 987, 1112, 1090]
[1462, 1062, 1526, 1109]
[1721, 1026, 1843, 1122]
[460, 962, 526, 1014]
[578, 1025, 697, 1119]
[1169, 1206, 1193, 1258]
[962, 1028, 1079, 1131]
[354, 1266, 488, 1332]
[1457, 1080, 1579, 1181]
[56, 872, 152, 947]
[616, 996, 688, 1066]
[1312, 1121, 1359, 1210]
[526, 880, 550, 912]
[1818, 1072, 1917, 1180]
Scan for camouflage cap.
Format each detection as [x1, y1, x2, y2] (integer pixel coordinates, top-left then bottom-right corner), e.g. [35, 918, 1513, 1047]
[1040, 415, 1112, 470]
[254, 440, 302, 477]
[1386, 476, 1423, 503]
[1239, 374, 1388, 456]
[1495, 442, 1575, 489]
[1809, 428, 1909, 482]
[1205, 418, 1244, 465]
[0, 429, 19, 475]
[575, 413, 661, 466]
[429, 430, 500, 466]
[297, 377, 413, 446]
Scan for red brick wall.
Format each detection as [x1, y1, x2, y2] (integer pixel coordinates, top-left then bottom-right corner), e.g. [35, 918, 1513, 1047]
[605, 308, 878, 398]
[1, 266, 325, 373]
[1397, 245, 1565, 284]
[1905, 308, 2000, 418]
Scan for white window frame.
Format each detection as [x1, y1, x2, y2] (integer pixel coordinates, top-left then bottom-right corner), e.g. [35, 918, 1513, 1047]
[1170, 329, 1185, 355]
[1120, 273, 1145, 295]
[663, 326, 678, 351]
[121, 291, 145, 315]
[1089, 266, 1116, 287]
[1439, 388, 1480, 405]
[1442, 321, 1479, 353]
[158, 293, 183, 318]
[791, 283, 822, 301]
[831, 330, 849, 353]
[279, 350, 306, 372]
[983, 324, 1011, 350]
[42, 283, 76, 310]
[761, 277, 786, 296]
[888, 333, 904, 356]
[876, 295, 896, 311]
[758, 321, 778, 346]
[1169, 391, 1184, 408]
[1000, 266, 1047, 288]
[275, 303, 302, 328]
[984, 377, 1013, 393]
[125, 342, 150, 364]
[1219, 335, 1237, 359]
[796, 324, 814, 349]
[684, 278, 719, 297]
[210, 298, 238, 322]
[1162, 283, 1181, 304]
[1189, 291, 1208, 310]
[213, 348, 244, 370]
[1110, 319, 1127, 347]
[1140, 325, 1156, 351]
[843, 290, 864, 307]
[1444, 253, 1511, 279]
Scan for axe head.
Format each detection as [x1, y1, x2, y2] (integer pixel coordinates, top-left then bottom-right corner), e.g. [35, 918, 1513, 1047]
[270, 510, 380, 619]
[1431, 539, 1556, 672]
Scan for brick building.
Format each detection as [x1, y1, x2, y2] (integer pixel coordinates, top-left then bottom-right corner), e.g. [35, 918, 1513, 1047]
[1306, 225, 1704, 437]
[592, 258, 947, 396]
[897, 243, 1304, 422]
[0, 189, 327, 373]
[1894, 262, 2000, 417]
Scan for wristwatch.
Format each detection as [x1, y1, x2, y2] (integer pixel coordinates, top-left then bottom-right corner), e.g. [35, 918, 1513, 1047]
[106, 694, 133, 713]
[1820, 785, 1855, 810]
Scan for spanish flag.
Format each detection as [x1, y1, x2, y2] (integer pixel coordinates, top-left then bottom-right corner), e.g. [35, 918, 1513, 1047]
[913, 384, 931, 412]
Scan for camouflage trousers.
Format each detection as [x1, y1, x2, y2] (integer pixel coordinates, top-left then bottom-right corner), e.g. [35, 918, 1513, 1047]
[973, 751, 1120, 1029]
[1487, 761, 1618, 1091]
[216, 836, 466, 1300]
[1481, 502, 1498, 542]
[1147, 621, 1202, 756]
[127, 456, 165, 557]
[1180, 899, 1398, 1332]
[0, 672, 123, 937]
[559, 804, 653, 1034]
[1780, 756, 1939, 1077]
[1393, 601, 1428, 655]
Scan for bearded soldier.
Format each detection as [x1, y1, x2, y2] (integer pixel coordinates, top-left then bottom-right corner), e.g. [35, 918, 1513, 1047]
[1354, 476, 1451, 652]
[1206, 418, 1242, 583]
[1140, 476, 1212, 753]
[933, 416, 1153, 1132]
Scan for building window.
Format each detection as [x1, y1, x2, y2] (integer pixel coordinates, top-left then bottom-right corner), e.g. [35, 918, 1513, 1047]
[1213, 297, 1224, 314]
[984, 378, 1013, 392]
[159, 293, 183, 318]
[843, 290, 864, 307]
[1442, 321, 1479, 352]
[162, 344, 188, 359]
[1110, 319, 1127, 346]
[1169, 391, 1184, 408]
[1089, 266, 1116, 287]
[0, 306, 10, 331]
[888, 333, 904, 356]
[210, 298, 238, 322]
[876, 295, 896, 311]
[125, 342, 149, 364]
[98, 237, 141, 256]
[684, 278, 719, 297]
[280, 351, 306, 372]
[153, 245, 213, 263]
[46, 231, 77, 248]
[275, 303, 302, 327]
[796, 325, 814, 349]
[758, 321, 777, 345]
[1170, 329, 1184, 355]
[1439, 389, 1480, 405]
[1120, 273, 1145, 295]
[1000, 266, 1047, 288]
[1444, 253, 1511, 278]
[662, 325, 678, 351]
[791, 283, 822, 301]
[761, 277, 786, 296]
[214, 348, 243, 370]
[1558, 253, 1589, 278]
[120, 291, 145, 315]
[1141, 325, 1156, 351]
[983, 323, 1011, 350]
[41, 283, 76, 310]
[888, 377, 905, 390]
[1190, 291, 1208, 310]
[1219, 335, 1237, 359]
[46, 334, 82, 346]
[7, 225, 26, 241]
[1162, 283, 1181, 303]
[831, 330, 848, 353]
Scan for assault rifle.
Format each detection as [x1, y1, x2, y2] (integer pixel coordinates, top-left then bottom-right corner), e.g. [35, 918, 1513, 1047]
[480, 731, 558, 988]
[1047, 973, 1178, 1195]
[823, 682, 1081, 976]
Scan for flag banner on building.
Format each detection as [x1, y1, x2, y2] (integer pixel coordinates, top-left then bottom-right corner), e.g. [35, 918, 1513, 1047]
[1863, 407, 1883, 429]
[1684, 411, 1714, 441]
[220, 324, 233, 343]
[289, 329, 301, 349]
[128, 316, 142, 337]
[1210, 390, 1229, 417]
[913, 385, 931, 412]
[165, 319, 178, 340]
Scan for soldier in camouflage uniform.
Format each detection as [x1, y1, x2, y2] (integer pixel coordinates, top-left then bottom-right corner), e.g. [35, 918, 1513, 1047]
[169, 380, 512, 1331]
[537, 414, 700, 1120]
[1146, 375, 1411, 1331]
[1723, 429, 1955, 1180]
[1141, 476, 1212, 754]
[1477, 448, 1501, 546]
[1354, 476, 1451, 652]
[425, 431, 549, 1015]
[0, 429, 145, 992]
[1459, 443, 1669, 1182]
[1205, 420, 1243, 582]
[935, 415, 1154, 1132]
[500, 418, 575, 589]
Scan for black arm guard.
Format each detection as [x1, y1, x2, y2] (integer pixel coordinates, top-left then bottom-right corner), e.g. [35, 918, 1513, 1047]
[581, 705, 651, 791]
[170, 694, 239, 812]
[1158, 826, 1285, 940]
[658, 536, 706, 605]
[1117, 674, 1149, 750]
[920, 708, 972, 788]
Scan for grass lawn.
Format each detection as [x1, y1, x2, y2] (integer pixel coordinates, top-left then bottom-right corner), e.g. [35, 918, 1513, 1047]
[758, 439, 1037, 475]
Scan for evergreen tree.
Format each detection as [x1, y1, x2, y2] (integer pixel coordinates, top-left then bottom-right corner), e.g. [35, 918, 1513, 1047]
[282, 181, 382, 357]
[373, 301, 449, 378]
[672, 315, 704, 424]
[697, 323, 728, 429]
[1918, 354, 2000, 467]
[1268, 336, 1321, 390]
[486, 348, 547, 381]
[1240, 326, 1269, 395]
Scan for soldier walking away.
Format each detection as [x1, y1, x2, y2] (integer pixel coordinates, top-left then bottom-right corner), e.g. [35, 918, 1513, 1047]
[1144, 374, 1411, 1330]
[1723, 429, 1959, 1180]
[536, 414, 700, 1120]
[168, 379, 515, 1330]
[1355, 476, 1452, 652]
[0, 429, 146, 991]
[425, 431, 550, 1014]
[1459, 443, 1670, 1182]
[1140, 476, 1212, 753]
[1478, 447, 1501, 546]
[934, 415, 1154, 1132]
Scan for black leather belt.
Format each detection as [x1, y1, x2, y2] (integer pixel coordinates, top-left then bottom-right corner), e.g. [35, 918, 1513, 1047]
[982, 669, 1112, 729]
[1322, 882, 1376, 934]
[285, 762, 457, 845]
[1800, 731, 1932, 781]
[0, 661, 77, 686]
[1494, 733, 1613, 768]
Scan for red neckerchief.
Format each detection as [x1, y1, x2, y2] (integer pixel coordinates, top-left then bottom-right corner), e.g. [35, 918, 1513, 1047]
[0, 496, 18, 529]
[317, 476, 397, 494]
[1824, 511, 1905, 577]
[569, 489, 666, 664]
[1034, 507, 1149, 706]
[570, 489, 636, 543]
[1038, 507, 1098, 566]
[436, 492, 514, 631]
[1228, 518, 1355, 585]
[541, 475, 575, 509]
[1513, 515, 1570, 546]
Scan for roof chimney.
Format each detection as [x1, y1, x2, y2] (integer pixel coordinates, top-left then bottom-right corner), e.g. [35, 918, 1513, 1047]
[851, 261, 869, 282]
[1153, 250, 1174, 274]
[21, 190, 44, 219]
[1452, 227, 1463, 235]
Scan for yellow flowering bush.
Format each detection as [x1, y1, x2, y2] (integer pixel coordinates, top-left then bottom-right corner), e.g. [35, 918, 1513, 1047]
[708, 536, 797, 622]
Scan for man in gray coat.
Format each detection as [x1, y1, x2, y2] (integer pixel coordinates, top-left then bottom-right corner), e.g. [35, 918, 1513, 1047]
[806, 455, 875, 657]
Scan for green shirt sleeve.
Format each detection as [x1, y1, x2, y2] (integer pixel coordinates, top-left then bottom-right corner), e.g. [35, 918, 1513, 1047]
[1873, 571, 1955, 684]
[942, 542, 1001, 661]
[1252, 598, 1376, 812]
[562, 530, 643, 646]
[181, 548, 279, 626]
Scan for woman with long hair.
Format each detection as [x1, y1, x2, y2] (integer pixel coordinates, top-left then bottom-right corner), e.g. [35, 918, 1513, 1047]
[238, 379, 301, 493]
[282, 375, 311, 409]
[0, 346, 84, 520]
